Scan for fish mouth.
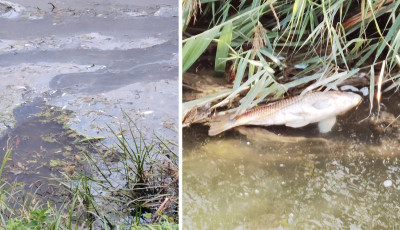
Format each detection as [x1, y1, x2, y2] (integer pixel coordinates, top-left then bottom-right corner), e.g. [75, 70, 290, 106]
[336, 92, 363, 115]
[344, 97, 362, 115]
[352, 92, 363, 107]
[355, 96, 363, 107]
[344, 91, 363, 105]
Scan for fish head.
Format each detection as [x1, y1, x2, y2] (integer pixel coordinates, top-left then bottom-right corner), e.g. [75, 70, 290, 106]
[330, 91, 362, 115]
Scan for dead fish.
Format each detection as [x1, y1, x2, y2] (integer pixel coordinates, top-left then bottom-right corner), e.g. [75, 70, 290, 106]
[208, 91, 362, 136]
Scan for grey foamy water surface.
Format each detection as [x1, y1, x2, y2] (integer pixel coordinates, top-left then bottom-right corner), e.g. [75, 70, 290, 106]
[0, 0, 177, 192]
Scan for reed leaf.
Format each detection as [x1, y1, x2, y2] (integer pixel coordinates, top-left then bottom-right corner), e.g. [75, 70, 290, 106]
[183, 0, 400, 126]
[215, 21, 233, 72]
[233, 51, 252, 90]
[183, 27, 219, 72]
[369, 65, 375, 114]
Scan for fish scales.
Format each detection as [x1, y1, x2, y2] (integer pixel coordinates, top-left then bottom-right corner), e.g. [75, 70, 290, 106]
[235, 96, 302, 122]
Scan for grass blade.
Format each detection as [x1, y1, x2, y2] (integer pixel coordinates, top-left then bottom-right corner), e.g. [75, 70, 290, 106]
[369, 65, 375, 114]
[215, 21, 233, 73]
[183, 27, 219, 72]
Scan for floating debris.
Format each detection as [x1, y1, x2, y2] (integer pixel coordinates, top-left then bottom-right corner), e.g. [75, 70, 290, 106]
[360, 87, 369, 96]
[0, 1, 25, 19]
[294, 63, 309, 69]
[340, 85, 360, 92]
[154, 6, 178, 17]
[383, 180, 392, 187]
[0, 33, 167, 54]
[142, 110, 154, 115]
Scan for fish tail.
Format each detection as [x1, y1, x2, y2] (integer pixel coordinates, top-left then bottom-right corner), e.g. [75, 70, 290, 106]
[208, 120, 236, 136]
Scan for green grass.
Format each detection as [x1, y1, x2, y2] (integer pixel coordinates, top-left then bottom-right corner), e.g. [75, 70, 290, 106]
[0, 119, 178, 229]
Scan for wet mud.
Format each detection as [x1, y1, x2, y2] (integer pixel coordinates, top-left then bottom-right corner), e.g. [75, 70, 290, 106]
[1, 102, 94, 200]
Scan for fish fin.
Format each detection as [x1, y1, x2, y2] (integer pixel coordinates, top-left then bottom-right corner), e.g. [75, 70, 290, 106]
[312, 99, 331, 110]
[208, 120, 236, 136]
[285, 120, 310, 128]
[318, 116, 336, 133]
[289, 111, 308, 117]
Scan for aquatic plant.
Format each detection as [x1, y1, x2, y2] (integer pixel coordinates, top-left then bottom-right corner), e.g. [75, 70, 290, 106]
[61, 113, 179, 228]
[0, 146, 63, 229]
[0, 127, 178, 229]
[182, 0, 400, 123]
[108, 122, 153, 186]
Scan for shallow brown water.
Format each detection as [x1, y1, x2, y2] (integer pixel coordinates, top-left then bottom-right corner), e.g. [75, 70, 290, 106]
[0, 101, 94, 200]
[183, 91, 400, 229]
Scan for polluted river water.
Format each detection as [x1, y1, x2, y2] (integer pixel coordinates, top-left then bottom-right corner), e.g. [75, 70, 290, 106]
[183, 72, 400, 229]
[0, 0, 178, 225]
[0, 0, 178, 143]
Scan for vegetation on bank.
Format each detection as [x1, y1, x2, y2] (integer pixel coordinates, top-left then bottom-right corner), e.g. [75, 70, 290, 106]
[182, 0, 400, 123]
[0, 118, 178, 229]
